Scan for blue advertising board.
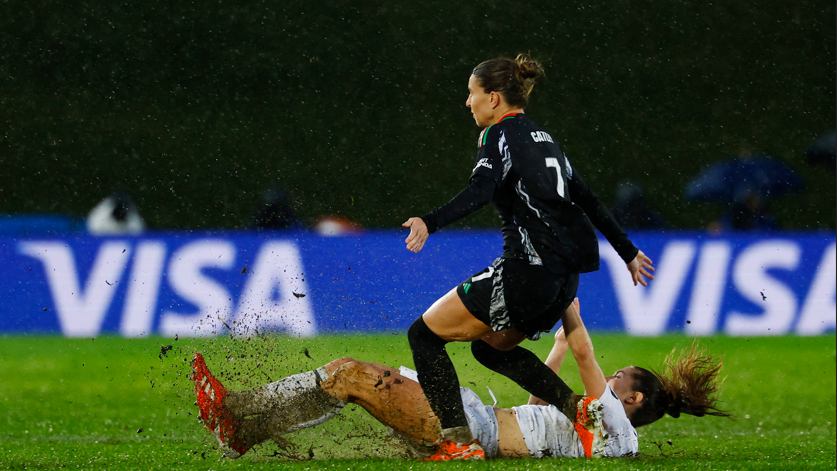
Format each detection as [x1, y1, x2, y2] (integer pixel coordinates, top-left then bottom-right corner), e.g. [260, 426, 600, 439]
[1, 231, 833, 337]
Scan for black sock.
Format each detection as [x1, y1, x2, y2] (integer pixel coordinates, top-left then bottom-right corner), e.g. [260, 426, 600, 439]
[407, 316, 468, 430]
[471, 339, 576, 413]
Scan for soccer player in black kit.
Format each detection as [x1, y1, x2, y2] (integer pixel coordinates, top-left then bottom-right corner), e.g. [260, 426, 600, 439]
[402, 55, 655, 460]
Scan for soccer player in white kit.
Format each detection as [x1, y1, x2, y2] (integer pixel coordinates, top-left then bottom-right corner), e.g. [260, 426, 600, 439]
[191, 299, 730, 460]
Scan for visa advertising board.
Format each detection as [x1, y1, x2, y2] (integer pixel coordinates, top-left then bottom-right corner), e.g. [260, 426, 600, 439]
[1, 231, 833, 337]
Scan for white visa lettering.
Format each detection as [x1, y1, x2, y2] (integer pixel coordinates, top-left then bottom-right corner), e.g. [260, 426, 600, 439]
[18, 241, 131, 337]
[725, 241, 800, 336]
[234, 241, 316, 337]
[159, 240, 235, 338]
[600, 241, 695, 336]
[796, 243, 836, 335]
[120, 241, 166, 337]
[684, 242, 732, 336]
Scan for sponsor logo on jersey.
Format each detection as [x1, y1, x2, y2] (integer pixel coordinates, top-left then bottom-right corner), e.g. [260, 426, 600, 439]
[462, 282, 472, 294]
[473, 158, 493, 171]
[530, 131, 554, 143]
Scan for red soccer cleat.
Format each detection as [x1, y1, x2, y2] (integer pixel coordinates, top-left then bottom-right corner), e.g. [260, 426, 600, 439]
[424, 438, 486, 461]
[191, 353, 248, 458]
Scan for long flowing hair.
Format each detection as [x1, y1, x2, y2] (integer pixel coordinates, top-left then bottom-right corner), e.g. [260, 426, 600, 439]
[630, 341, 733, 427]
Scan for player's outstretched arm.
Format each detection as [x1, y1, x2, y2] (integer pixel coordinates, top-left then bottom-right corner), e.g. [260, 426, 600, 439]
[562, 299, 607, 399]
[626, 249, 654, 287]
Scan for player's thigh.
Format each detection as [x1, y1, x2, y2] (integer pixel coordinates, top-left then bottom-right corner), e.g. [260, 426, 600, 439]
[327, 360, 441, 442]
[421, 287, 492, 342]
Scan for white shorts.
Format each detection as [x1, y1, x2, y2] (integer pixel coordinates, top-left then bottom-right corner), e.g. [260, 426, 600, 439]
[512, 404, 585, 458]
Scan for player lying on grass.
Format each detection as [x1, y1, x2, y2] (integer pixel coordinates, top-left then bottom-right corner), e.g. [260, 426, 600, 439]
[190, 299, 730, 460]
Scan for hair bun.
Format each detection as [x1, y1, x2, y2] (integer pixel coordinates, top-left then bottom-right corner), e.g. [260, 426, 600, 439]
[514, 55, 543, 80]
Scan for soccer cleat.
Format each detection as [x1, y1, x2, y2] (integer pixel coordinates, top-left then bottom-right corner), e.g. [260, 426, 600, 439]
[573, 396, 606, 459]
[423, 438, 486, 461]
[191, 353, 248, 458]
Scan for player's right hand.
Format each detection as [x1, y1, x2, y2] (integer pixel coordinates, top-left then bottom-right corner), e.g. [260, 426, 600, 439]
[402, 217, 429, 253]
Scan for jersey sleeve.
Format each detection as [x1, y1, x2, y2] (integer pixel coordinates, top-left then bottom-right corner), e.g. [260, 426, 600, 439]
[472, 124, 508, 185]
[420, 175, 495, 233]
[565, 158, 638, 264]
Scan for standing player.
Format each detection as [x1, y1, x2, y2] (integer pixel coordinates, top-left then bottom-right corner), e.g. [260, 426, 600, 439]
[402, 54, 654, 459]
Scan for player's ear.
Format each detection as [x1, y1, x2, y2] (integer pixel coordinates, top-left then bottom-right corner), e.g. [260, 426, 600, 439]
[626, 391, 644, 405]
[489, 91, 501, 109]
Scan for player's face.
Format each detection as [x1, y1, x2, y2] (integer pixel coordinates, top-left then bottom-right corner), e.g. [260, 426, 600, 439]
[606, 367, 639, 399]
[466, 75, 494, 128]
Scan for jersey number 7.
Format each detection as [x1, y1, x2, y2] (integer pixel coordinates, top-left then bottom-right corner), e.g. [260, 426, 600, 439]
[545, 158, 566, 198]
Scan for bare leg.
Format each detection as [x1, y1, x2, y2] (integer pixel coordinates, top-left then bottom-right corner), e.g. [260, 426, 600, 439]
[321, 359, 441, 445]
[229, 358, 442, 450]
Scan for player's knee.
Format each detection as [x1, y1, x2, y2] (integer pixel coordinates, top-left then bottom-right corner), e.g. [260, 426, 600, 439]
[324, 357, 356, 375]
[323, 360, 365, 398]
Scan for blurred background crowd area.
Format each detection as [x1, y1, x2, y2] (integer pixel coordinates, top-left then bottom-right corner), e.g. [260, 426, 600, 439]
[0, 0, 834, 235]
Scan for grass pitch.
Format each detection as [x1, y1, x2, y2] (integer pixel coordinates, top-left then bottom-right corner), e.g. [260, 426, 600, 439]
[1, 333, 834, 470]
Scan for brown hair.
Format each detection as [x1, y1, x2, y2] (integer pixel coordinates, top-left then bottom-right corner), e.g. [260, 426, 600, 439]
[472, 54, 544, 108]
[629, 341, 732, 427]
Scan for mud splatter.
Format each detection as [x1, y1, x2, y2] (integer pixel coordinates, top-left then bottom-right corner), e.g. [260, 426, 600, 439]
[159, 345, 173, 360]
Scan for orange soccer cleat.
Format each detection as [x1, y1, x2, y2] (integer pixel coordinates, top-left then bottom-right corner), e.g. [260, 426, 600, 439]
[424, 438, 486, 461]
[191, 353, 248, 458]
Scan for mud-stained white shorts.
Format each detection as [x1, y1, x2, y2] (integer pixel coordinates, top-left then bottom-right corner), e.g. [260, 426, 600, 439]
[512, 404, 584, 458]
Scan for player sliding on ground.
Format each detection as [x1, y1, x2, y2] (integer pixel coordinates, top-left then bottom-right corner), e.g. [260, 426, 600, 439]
[191, 299, 730, 460]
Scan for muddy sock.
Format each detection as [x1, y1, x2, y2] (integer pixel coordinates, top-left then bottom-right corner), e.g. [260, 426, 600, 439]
[236, 416, 273, 450]
[407, 316, 471, 441]
[227, 367, 331, 416]
[471, 340, 577, 417]
[226, 366, 346, 437]
[256, 384, 346, 438]
[441, 425, 475, 444]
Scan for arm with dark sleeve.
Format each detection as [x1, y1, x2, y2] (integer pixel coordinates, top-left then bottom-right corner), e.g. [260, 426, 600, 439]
[420, 175, 496, 233]
[568, 169, 638, 263]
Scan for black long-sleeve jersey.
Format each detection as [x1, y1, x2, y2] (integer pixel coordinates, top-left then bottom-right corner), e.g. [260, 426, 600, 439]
[421, 113, 638, 274]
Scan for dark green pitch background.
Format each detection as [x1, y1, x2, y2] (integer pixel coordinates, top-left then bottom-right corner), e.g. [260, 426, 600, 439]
[0, 0, 834, 230]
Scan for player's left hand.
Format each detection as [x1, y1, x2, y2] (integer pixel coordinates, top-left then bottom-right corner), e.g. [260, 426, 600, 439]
[402, 217, 429, 253]
[627, 250, 654, 287]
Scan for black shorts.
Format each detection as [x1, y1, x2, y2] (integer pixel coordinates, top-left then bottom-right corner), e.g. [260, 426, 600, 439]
[456, 257, 579, 340]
